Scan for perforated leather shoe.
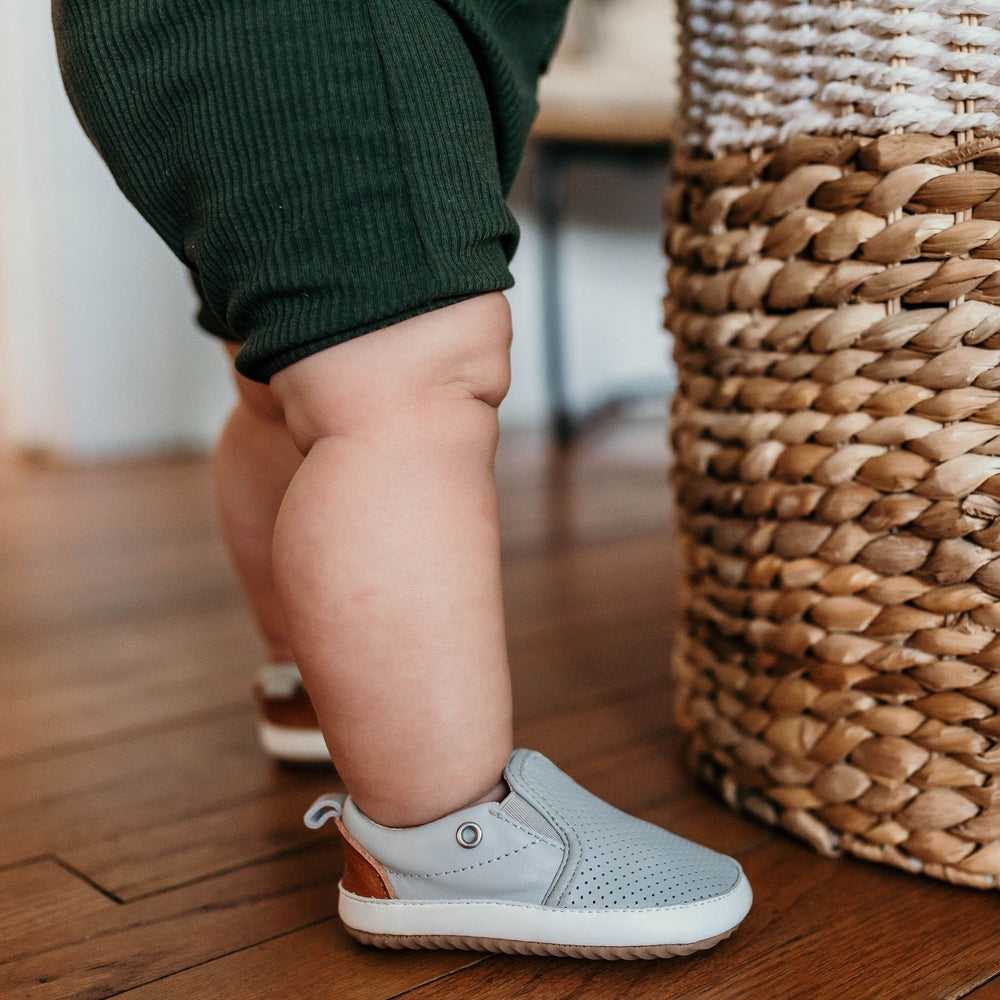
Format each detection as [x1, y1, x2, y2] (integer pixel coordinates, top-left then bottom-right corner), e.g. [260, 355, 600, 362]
[304, 748, 752, 959]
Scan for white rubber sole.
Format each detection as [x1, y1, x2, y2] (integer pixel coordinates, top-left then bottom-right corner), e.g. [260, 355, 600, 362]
[338, 869, 752, 960]
[258, 721, 331, 763]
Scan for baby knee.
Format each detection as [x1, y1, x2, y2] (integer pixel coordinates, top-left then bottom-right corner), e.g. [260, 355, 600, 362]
[272, 294, 512, 454]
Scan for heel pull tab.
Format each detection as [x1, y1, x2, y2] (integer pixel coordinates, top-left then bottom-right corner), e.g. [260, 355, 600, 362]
[304, 793, 346, 829]
[303, 793, 395, 899]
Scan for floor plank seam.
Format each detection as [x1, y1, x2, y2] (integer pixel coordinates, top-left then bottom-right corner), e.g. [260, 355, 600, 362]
[0, 853, 67, 875]
[120, 838, 336, 904]
[98, 916, 340, 997]
[52, 857, 124, 905]
[956, 970, 1000, 999]
[78, 782, 334, 856]
[384, 956, 496, 1000]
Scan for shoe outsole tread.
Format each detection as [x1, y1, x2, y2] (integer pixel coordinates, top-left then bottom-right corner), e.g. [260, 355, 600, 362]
[344, 924, 738, 959]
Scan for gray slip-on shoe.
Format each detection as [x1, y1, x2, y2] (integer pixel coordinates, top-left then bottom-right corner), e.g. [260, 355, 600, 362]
[304, 748, 752, 959]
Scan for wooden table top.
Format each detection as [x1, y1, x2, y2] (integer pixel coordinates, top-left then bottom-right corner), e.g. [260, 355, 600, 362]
[532, 101, 677, 147]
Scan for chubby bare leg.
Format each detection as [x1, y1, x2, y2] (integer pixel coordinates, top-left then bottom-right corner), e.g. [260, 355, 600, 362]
[271, 294, 514, 827]
[214, 343, 302, 662]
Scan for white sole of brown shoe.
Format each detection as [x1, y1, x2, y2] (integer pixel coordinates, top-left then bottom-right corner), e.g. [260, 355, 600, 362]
[258, 720, 332, 764]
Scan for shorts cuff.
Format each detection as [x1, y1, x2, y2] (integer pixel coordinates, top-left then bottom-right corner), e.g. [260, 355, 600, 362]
[232, 241, 515, 383]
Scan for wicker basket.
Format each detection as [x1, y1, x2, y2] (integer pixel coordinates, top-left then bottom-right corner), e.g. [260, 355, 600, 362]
[666, 0, 1000, 888]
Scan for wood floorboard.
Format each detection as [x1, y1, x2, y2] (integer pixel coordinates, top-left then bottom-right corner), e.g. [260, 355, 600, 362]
[2, 520, 237, 639]
[0, 456, 218, 566]
[108, 922, 487, 1000]
[1, 845, 340, 1000]
[0, 860, 118, 941]
[495, 423, 673, 559]
[4, 422, 999, 1000]
[968, 977, 1000, 1000]
[508, 614, 675, 721]
[51, 681, 674, 901]
[59, 789, 339, 902]
[502, 534, 675, 650]
[0, 712, 332, 865]
[6, 673, 672, 899]
[1, 603, 257, 762]
[514, 683, 672, 766]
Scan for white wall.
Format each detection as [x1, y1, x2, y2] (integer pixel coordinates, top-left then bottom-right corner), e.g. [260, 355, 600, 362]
[505, 151, 673, 426]
[0, 1, 234, 458]
[0, 7, 673, 459]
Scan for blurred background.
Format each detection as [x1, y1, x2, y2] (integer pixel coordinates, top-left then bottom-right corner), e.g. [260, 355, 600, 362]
[0, 0, 679, 459]
[0, 0, 676, 458]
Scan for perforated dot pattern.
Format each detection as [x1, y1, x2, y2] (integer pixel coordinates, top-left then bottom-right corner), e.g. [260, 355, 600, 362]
[514, 752, 740, 911]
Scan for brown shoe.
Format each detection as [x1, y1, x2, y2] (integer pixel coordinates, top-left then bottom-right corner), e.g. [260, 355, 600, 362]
[254, 663, 332, 765]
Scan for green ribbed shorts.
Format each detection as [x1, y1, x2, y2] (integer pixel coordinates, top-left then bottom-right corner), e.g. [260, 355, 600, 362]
[52, 1, 568, 382]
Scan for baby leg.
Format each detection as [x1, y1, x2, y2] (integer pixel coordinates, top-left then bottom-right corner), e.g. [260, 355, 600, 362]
[271, 293, 514, 828]
[214, 343, 301, 663]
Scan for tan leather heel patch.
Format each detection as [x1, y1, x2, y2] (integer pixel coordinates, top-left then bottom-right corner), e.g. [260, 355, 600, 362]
[334, 817, 395, 899]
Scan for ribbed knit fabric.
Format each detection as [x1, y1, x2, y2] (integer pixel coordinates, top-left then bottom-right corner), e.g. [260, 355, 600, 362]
[51, 0, 568, 382]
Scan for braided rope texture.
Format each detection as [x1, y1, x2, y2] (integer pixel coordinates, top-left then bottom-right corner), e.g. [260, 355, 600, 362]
[666, 131, 1000, 888]
[680, 0, 1000, 154]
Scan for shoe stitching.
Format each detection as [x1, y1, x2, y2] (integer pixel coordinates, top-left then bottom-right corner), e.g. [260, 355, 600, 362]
[490, 805, 563, 848]
[511, 753, 573, 898]
[383, 838, 547, 880]
[342, 869, 749, 912]
[514, 753, 583, 907]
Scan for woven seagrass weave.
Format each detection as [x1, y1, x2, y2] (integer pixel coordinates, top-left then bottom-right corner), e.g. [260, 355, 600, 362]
[666, 0, 1000, 888]
[667, 131, 1000, 889]
[679, 0, 1000, 154]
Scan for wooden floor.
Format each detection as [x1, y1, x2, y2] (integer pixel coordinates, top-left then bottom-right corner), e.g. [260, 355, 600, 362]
[2, 418, 999, 1000]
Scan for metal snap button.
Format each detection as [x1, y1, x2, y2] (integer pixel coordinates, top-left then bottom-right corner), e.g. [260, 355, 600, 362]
[456, 821, 482, 848]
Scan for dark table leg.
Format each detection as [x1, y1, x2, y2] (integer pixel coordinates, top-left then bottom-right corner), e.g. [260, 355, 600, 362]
[533, 137, 672, 447]
[535, 141, 574, 447]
